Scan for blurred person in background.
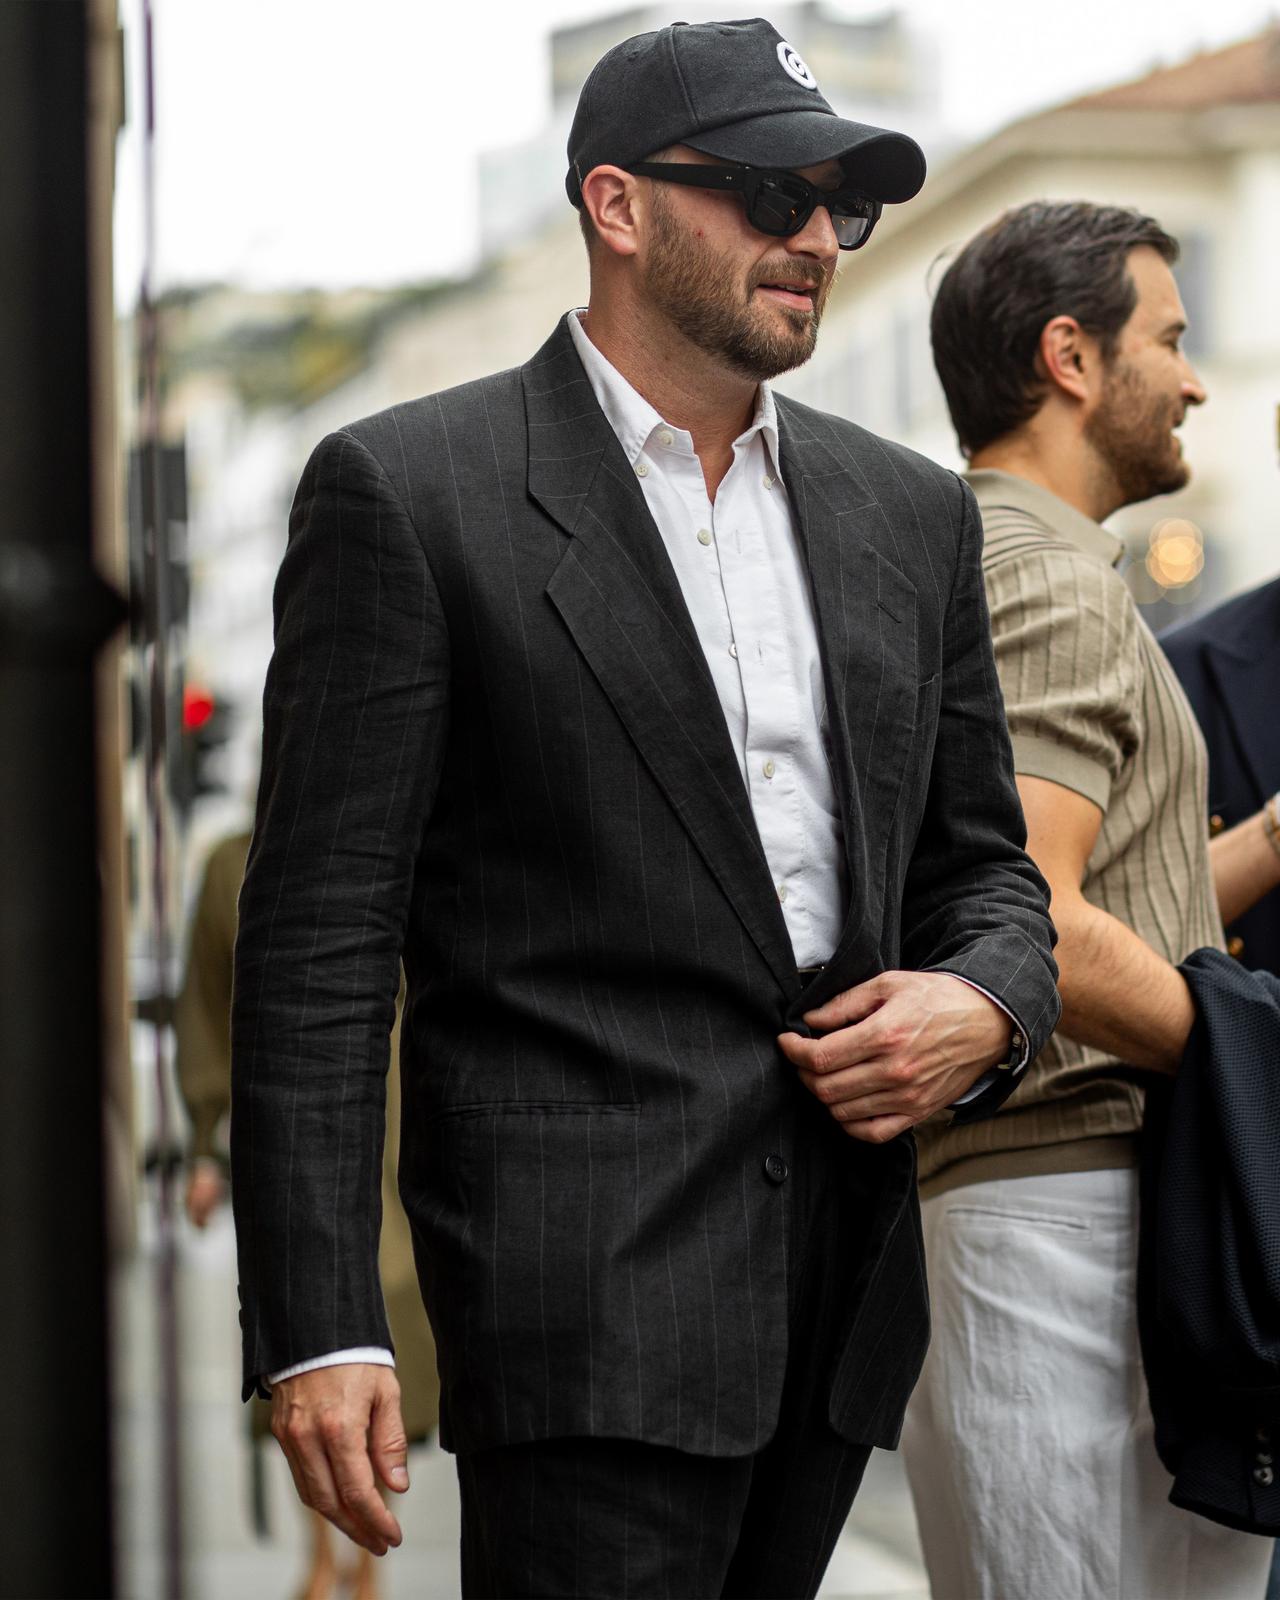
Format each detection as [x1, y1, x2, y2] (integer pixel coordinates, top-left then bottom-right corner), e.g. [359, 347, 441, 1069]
[1161, 483, 1280, 980]
[903, 199, 1280, 1599]
[229, 17, 1060, 1598]
[1160, 431, 1280, 1600]
[176, 829, 438, 1600]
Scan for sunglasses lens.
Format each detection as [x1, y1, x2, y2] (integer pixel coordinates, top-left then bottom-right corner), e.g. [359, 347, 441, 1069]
[832, 213, 871, 248]
[829, 196, 879, 250]
[749, 173, 813, 236]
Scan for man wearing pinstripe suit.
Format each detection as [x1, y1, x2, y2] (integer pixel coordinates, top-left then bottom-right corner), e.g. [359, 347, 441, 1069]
[231, 19, 1059, 1597]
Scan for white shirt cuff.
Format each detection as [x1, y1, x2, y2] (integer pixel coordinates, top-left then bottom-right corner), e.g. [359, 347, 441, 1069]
[946, 976, 1029, 1106]
[266, 1346, 395, 1389]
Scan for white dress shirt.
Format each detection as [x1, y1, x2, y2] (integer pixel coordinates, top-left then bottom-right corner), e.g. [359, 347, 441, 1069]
[568, 308, 848, 968]
[268, 310, 1017, 1386]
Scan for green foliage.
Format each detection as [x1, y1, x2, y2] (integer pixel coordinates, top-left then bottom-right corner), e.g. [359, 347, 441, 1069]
[156, 279, 459, 412]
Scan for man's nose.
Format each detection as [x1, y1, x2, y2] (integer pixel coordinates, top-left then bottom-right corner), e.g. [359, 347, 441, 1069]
[1182, 361, 1207, 407]
[786, 201, 839, 264]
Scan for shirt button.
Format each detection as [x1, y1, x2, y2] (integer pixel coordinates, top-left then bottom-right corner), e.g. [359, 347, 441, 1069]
[762, 759, 775, 779]
[635, 462, 649, 479]
[777, 884, 788, 903]
[762, 475, 775, 489]
[696, 528, 713, 546]
[657, 428, 674, 447]
[763, 1154, 788, 1184]
[728, 642, 738, 658]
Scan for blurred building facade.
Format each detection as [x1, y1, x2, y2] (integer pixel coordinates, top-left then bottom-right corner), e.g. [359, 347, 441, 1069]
[776, 28, 1280, 621]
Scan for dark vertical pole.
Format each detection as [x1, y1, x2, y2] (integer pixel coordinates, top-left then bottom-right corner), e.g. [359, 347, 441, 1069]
[0, 4, 123, 1596]
[136, 5, 186, 1595]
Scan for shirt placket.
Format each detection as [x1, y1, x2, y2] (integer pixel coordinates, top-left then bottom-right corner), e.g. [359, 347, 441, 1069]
[716, 439, 811, 945]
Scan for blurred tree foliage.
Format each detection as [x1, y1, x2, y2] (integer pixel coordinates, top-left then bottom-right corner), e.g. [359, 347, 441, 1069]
[157, 279, 459, 411]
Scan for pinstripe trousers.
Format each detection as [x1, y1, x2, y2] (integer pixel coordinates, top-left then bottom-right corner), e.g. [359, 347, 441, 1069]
[455, 1099, 873, 1599]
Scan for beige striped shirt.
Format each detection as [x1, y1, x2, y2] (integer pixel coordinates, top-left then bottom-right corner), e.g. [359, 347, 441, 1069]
[916, 470, 1223, 1196]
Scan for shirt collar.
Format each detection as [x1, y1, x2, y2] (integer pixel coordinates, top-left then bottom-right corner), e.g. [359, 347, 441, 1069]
[966, 469, 1125, 569]
[565, 309, 784, 483]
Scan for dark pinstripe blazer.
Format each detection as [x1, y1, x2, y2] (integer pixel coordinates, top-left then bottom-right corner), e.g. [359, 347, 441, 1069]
[231, 316, 1059, 1458]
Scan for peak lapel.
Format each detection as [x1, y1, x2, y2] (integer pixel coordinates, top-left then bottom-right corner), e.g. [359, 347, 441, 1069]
[776, 403, 923, 965]
[523, 324, 798, 995]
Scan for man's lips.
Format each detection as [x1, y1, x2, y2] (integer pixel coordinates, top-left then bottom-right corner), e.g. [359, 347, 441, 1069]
[755, 281, 818, 310]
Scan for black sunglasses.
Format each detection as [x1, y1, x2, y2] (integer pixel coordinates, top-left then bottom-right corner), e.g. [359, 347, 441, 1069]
[625, 161, 882, 251]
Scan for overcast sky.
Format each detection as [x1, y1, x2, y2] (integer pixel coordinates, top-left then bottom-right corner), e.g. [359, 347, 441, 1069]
[114, 0, 1278, 298]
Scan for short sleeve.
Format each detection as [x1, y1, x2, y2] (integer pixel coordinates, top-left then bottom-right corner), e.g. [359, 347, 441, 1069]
[984, 546, 1141, 812]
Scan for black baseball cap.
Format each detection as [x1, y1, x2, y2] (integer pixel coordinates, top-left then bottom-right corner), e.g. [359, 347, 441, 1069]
[566, 17, 926, 209]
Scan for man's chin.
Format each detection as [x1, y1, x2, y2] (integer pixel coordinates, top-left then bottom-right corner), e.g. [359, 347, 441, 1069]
[1160, 452, 1192, 495]
[728, 337, 816, 383]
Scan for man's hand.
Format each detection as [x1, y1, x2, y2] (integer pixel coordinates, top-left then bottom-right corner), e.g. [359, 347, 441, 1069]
[271, 1363, 409, 1556]
[778, 971, 1011, 1143]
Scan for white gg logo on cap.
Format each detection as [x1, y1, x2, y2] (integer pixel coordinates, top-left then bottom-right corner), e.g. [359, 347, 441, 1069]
[776, 40, 818, 90]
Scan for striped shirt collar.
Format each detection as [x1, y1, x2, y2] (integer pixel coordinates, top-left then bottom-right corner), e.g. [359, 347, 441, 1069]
[967, 469, 1125, 570]
[566, 309, 784, 485]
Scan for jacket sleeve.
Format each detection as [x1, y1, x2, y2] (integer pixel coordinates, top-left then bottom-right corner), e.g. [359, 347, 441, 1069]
[231, 429, 450, 1397]
[899, 476, 1060, 1120]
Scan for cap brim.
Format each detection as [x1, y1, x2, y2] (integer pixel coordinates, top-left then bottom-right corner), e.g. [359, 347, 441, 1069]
[684, 110, 925, 204]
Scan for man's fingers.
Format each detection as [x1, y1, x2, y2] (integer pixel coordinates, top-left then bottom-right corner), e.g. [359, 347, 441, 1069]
[840, 1113, 913, 1144]
[802, 972, 893, 1031]
[275, 1426, 378, 1553]
[797, 1063, 916, 1118]
[777, 1018, 890, 1076]
[369, 1388, 411, 1495]
[327, 1429, 402, 1551]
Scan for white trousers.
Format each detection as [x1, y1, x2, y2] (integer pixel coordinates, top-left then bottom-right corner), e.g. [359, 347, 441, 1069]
[901, 1167, 1275, 1600]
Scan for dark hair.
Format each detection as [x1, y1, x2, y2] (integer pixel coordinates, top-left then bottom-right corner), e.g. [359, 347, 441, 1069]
[930, 201, 1179, 457]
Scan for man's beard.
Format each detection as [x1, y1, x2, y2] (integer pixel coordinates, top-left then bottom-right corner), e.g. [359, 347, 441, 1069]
[641, 191, 832, 381]
[1084, 357, 1190, 507]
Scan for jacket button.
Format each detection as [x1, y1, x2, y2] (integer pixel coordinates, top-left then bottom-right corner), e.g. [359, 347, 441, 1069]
[1227, 936, 1245, 960]
[1254, 1465, 1274, 1487]
[1210, 813, 1225, 836]
[763, 1154, 789, 1184]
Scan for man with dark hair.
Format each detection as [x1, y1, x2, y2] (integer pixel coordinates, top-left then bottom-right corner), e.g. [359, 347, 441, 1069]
[904, 199, 1280, 1599]
[230, 19, 1060, 1599]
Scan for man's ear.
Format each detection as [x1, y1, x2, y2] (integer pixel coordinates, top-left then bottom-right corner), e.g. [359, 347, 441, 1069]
[580, 165, 642, 258]
[1036, 316, 1094, 404]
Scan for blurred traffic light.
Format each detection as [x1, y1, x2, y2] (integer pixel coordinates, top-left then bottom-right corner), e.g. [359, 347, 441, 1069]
[177, 681, 234, 807]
